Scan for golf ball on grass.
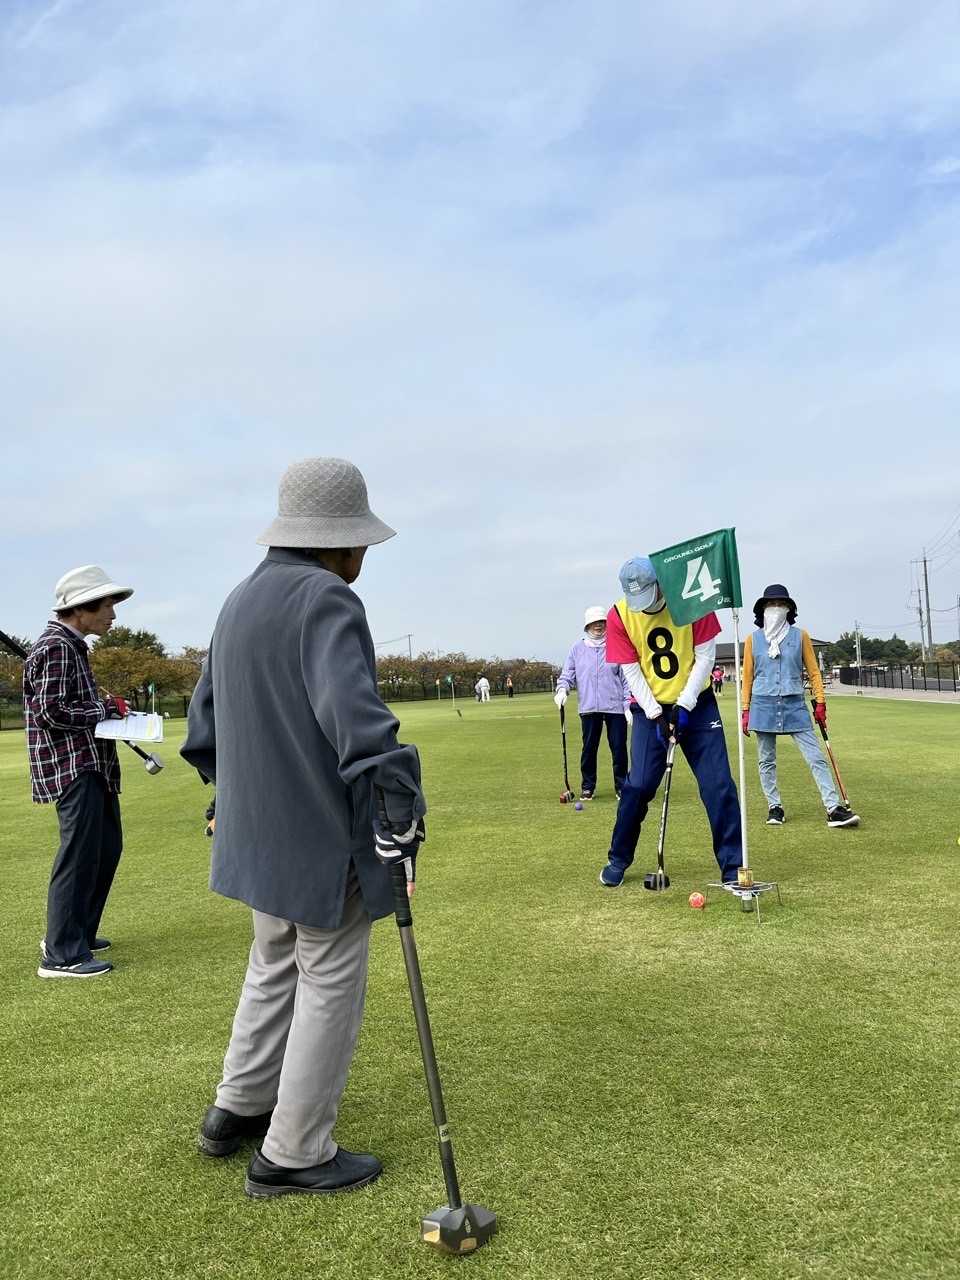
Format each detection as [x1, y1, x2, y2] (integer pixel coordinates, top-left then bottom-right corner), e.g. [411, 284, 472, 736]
[688, 892, 706, 909]
[574, 802, 583, 810]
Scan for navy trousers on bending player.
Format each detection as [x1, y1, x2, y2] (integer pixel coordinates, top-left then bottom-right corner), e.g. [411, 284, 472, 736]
[607, 689, 742, 881]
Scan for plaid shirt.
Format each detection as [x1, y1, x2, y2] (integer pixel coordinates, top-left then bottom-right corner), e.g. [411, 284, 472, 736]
[23, 622, 120, 803]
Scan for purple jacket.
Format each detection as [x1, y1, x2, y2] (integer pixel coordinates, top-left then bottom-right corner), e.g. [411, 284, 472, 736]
[557, 640, 630, 715]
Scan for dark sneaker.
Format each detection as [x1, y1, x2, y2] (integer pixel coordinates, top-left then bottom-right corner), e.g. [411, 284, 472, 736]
[199, 1105, 274, 1157]
[827, 806, 860, 828]
[245, 1147, 383, 1197]
[40, 937, 110, 960]
[599, 863, 625, 888]
[766, 806, 785, 825]
[580, 789, 594, 801]
[37, 957, 113, 978]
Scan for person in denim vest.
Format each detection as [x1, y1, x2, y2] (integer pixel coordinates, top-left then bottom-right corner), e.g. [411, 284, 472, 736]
[741, 584, 859, 828]
[555, 606, 632, 800]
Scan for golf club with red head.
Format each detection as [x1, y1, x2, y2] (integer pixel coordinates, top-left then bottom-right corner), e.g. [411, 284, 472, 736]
[811, 698, 850, 807]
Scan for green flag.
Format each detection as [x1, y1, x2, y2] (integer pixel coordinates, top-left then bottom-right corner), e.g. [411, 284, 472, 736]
[445, 674, 453, 684]
[649, 528, 742, 626]
[147, 683, 155, 694]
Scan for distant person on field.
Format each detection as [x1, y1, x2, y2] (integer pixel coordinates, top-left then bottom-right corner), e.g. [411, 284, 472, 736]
[506, 675, 514, 698]
[712, 664, 724, 695]
[182, 456, 426, 1199]
[475, 676, 490, 703]
[741, 584, 859, 828]
[555, 606, 631, 800]
[599, 558, 742, 887]
[24, 566, 134, 978]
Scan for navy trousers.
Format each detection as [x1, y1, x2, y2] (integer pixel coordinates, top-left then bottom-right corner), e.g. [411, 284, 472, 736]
[47, 771, 123, 966]
[607, 690, 742, 881]
[580, 713, 629, 793]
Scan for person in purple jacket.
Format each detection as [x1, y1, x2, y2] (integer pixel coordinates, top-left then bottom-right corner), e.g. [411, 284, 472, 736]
[555, 607, 632, 800]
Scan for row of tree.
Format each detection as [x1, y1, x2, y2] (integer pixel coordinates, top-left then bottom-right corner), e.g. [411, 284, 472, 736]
[375, 652, 558, 700]
[0, 627, 208, 710]
[820, 632, 960, 667]
[1, 630, 559, 710]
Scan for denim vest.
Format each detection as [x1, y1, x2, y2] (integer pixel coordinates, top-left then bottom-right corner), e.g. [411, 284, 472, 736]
[747, 625, 812, 735]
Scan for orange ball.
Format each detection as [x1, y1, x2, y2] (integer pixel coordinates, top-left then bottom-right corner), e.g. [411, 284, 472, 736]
[688, 892, 706, 910]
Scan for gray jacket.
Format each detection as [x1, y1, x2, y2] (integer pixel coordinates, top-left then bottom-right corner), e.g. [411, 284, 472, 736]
[181, 547, 426, 927]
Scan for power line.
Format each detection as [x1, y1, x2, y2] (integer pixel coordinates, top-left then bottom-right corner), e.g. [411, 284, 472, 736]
[924, 503, 960, 555]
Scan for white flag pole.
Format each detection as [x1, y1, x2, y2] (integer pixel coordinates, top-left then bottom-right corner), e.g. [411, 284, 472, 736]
[730, 606, 749, 870]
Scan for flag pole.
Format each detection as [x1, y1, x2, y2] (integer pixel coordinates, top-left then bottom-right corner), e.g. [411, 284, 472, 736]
[730, 607, 748, 870]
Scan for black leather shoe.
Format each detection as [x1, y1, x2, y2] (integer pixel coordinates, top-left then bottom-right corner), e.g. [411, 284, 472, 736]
[245, 1147, 383, 1197]
[199, 1105, 273, 1157]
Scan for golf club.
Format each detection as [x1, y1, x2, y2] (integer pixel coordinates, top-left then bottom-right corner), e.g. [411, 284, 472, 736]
[387, 862, 498, 1254]
[1, 628, 163, 776]
[811, 698, 850, 807]
[643, 738, 676, 891]
[558, 703, 576, 804]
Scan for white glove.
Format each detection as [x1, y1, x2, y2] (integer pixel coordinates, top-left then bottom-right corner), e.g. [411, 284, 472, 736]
[624, 707, 633, 726]
[554, 688, 567, 708]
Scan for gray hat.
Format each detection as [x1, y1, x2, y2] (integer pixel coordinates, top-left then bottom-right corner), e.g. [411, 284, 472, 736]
[255, 457, 396, 549]
[54, 565, 134, 611]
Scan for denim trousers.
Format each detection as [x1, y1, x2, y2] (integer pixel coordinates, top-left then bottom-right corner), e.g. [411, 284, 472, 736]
[754, 729, 838, 810]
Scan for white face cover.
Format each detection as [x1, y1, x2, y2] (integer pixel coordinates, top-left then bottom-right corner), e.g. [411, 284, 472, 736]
[763, 606, 789, 633]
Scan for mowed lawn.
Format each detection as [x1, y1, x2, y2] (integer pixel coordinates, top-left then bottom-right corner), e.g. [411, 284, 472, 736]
[2, 694, 959, 1280]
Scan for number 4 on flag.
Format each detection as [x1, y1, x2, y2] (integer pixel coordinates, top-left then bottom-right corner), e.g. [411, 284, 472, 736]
[681, 556, 722, 604]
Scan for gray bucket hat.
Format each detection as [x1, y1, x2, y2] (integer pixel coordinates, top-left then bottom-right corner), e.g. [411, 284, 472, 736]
[255, 457, 396, 549]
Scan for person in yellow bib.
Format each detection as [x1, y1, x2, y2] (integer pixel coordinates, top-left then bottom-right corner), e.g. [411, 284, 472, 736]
[599, 556, 742, 888]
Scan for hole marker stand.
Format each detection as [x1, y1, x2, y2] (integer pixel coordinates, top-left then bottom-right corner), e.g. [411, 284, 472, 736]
[708, 874, 782, 922]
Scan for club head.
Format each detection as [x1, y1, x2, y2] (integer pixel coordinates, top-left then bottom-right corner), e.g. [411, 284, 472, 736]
[642, 871, 670, 891]
[421, 1203, 498, 1254]
[144, 752, 164, 775]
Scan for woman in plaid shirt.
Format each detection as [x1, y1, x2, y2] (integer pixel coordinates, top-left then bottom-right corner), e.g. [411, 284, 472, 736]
[24, 565, 133, 978]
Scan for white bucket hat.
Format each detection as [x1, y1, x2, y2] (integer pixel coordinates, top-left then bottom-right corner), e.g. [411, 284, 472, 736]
[255, 457, 396, 549]
[54, 566, 134, 612]
[583, 606, 607, 630]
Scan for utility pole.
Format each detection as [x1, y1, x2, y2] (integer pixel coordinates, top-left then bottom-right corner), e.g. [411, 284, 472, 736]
[854, 620, 862, 668]
[922, 550, 934, 661]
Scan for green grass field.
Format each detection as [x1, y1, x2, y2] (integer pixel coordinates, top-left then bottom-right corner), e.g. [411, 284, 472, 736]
[3, 695, 959, 1280]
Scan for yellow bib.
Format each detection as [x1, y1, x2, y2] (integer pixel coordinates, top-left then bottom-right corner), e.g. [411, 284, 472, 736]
[614, 599, 710, 703]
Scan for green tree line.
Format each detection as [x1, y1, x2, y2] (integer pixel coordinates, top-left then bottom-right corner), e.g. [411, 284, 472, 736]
[820, 632, 960, 667]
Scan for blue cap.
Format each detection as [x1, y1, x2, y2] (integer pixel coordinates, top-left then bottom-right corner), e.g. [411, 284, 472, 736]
[619, 557, 659, 612]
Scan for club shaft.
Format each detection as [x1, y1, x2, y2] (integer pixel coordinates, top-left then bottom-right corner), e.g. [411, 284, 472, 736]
[0, 630, 29, 660]
[814, 712, 850, 805]
[656, 742, 676, 872]
[560, 705, 572, 792]
[824, 740, 850, 805]
[389, 866, 463, 1211]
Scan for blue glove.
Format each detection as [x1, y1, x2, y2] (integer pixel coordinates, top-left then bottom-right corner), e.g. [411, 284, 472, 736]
[656, 703, 689, 748]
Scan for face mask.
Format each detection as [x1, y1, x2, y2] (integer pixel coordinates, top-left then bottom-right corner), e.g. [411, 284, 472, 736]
[584, 632, 605, 648]
[763, 606, 788, 632]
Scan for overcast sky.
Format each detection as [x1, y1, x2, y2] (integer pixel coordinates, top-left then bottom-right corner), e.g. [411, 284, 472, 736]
[3, 0, 960, 664]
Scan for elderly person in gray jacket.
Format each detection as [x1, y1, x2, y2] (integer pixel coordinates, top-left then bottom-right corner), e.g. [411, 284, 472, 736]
[181, 456, 426, 1199]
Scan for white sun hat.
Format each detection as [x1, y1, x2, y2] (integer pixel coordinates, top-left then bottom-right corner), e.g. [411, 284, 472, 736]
[583, 606, 607, 629]
[54, 566, 134, 612]
[255, 457, 396, 549]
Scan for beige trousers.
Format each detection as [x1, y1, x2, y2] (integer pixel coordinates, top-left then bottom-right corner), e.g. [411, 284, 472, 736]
[215, 866, 372, 1168]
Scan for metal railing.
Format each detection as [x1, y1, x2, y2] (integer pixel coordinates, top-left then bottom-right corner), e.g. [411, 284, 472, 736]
[837, 663, 960, 693]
